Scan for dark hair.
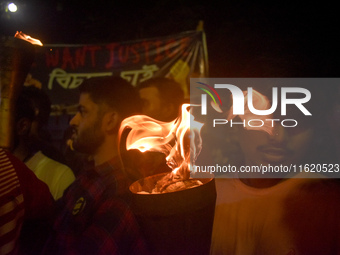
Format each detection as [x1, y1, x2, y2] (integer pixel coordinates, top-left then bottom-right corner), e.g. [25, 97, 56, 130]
[137, 77, 185, 110]
[15, 86, 51, 126]
[79, 76, 141, 120]
[14, 86, 66, 163]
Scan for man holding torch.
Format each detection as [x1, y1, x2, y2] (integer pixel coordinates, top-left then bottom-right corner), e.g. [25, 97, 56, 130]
[45, 76, 149, 254]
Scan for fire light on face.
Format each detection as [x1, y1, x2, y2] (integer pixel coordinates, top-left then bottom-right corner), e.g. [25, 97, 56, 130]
[119, 104, 204, 193]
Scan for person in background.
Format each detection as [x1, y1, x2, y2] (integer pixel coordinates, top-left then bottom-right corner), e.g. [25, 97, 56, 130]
[12, 86, 75, 200]
[137, 77, 185, 122]
[0, 148, 54, 255]
[124, 77, 186, 180]
[210, 83, 340, 255]
[45, 76, 149, 254]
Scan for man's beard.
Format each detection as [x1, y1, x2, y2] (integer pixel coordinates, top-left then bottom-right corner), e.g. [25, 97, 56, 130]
[72, 119, 105, 155]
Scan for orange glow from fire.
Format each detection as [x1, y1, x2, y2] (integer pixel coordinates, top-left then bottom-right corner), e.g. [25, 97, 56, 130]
[14, 31, 43, 46]
[119, 104, 204, 180]
[227, 89, 274, 135]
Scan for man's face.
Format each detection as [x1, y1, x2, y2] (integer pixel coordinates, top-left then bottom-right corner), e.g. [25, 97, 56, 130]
[238, 123, 314, 167]
[69, 93, 105, 155]
[139, 87, 163, 120]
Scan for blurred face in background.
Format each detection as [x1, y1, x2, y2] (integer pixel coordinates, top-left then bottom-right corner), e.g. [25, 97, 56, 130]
[69, 93, 105, 155]
[139, 86, 163, 120]
[139, 86, 179, 122]
[238, 121, 314, 167]
[236, 85, 317, 168]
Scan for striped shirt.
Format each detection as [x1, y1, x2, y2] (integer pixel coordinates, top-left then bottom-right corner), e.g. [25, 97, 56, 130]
[0, 148, 24, 255]
[0, 148, 54, 255]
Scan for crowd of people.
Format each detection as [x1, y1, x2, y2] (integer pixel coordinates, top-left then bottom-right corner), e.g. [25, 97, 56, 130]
[1, 73, 340, 255]
[0, 76, 185, 255]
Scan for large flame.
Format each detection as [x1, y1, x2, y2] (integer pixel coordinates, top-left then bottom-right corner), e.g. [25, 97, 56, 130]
[227, 89, 274, 135]
[14, 31, 43, 46]
[119, 104, 204, 180]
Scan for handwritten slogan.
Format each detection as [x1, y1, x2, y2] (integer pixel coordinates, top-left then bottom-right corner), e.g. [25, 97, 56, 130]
[29, 31, 208, 110]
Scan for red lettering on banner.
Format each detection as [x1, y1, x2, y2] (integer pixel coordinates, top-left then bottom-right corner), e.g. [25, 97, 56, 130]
[105, 43, 119, 68]
[61, 47, 75, 69]
[87, 46, 101, 67]
[118, 45, 129, 63]
[164, 39, 177, 58]
[45, 49, 60, 67]
[75, 48, 86, 67]
[141, 41, 152, 63]
[153, 40, 163, 63]
[130, 44, 140, 63]
[43, 35, 196, 70]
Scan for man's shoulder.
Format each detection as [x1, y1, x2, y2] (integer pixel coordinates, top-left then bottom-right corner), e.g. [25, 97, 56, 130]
[72, 167, 128, 197]
[94, 158, 131, 195]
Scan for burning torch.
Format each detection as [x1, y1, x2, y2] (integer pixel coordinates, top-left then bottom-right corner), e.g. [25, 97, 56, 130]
[0, 32, 42, 149]
[119, 104, 216, 255]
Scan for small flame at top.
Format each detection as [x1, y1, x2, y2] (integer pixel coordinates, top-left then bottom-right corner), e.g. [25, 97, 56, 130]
[14, 31, 43, 46]
[119, 104, 204, 181]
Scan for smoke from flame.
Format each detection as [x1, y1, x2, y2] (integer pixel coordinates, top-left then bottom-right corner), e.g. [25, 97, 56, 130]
[119, 104, 204, 180]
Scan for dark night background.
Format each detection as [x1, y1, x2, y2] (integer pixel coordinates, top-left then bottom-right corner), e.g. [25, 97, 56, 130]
[0, 0, 339, 77]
